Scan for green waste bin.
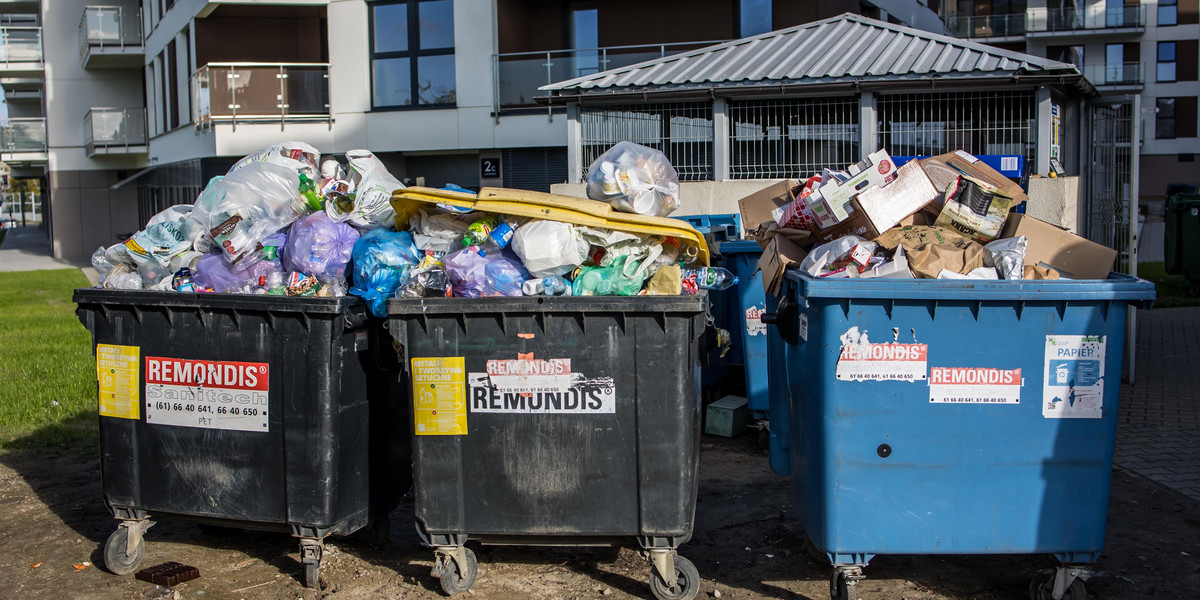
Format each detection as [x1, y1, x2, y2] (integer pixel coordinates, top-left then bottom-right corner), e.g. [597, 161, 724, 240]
[1165, 193, 1200, 295]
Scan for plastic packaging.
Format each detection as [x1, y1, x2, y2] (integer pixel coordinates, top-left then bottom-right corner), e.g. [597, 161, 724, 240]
[984, 236, 1028, 280]
[511, 220, 590, 278]
[283, 211, 360, 279]
[462, 215, 514, 255]
[584, 141, 681, 217]
[410, 210, 470, 252]
[522, 276, 573, 296]
[122, 205, 205, 267]
[193, 252, 252, 293]
[571, 255, 646, 296]
[681, 267, 739, 291]
[171, 268, 198, 292]
[444, 246, 489, 298]
[229, 141, 320, 177]
[484, 250, 530, 296]
[349, 229, 421, 317]
[800, 235, 870, 276]
[189, 161, 310, 265]
[326, 150, 404, 229]
[103, 264, 143, 290]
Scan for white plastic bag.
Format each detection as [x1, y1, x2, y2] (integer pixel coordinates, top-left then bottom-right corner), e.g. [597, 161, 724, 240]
[511, 220, 590, 278]
[800, 235, 869, 276]
[229, 141, 320, 176]
[189, 161, 308, 265]
[326, 149, 403, 229]
[409, 209, 470, 253]
[121, 205, 205, 267]
[584, 141, 680, 217]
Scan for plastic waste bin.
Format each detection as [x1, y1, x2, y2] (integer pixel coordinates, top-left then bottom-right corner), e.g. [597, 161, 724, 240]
[74, 289, 410, 587]
[675, 214, 741, 390]
[719, 241, 769, 421]
[764, 271, 1154, 600]
[1165, 193, 1200, 294]
[387, 294, 706, 600]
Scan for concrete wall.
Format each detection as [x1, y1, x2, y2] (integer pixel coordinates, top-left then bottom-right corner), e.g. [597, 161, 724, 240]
[48, 170, 140, 259]
[1027, 175, 1082, 233]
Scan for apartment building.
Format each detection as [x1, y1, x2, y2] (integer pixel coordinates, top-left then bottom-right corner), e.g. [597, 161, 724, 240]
[2, 0, 944, 260]
[941, 0, 1199, 216]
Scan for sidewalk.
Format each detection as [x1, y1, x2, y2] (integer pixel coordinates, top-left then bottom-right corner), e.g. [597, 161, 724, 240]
[1115, 306, 1200, 501]
[0, 225, 99, 283]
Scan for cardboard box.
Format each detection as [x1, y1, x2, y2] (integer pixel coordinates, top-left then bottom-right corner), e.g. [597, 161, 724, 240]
[920, 150, 1028, 209]
[853, 160, 940, 235]
[805, 149, 897, 226]
[758, 233, 809, 296]
[1000, 214, 1117, 280]
[737, 180, 800, 237]
[705, 395, 750, 437]
[811, 211, 879, 245]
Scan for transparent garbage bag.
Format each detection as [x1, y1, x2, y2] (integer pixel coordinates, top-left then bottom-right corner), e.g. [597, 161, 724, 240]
[325, 150, 404, 230]
[189, 161, 309, 266]
[584, 141, 680, 217]
[283, 211, 360, 279]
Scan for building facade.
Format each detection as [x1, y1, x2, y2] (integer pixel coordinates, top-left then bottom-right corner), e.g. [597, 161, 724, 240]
[2, 0, 944, 260]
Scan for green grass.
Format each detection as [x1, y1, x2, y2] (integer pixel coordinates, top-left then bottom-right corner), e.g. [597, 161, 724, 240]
[0, 269, 98, 450]
[1138, 261, 1200, 308]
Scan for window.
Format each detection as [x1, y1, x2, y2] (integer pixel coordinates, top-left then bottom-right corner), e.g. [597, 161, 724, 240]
[1157, 98, 1177, 138]
[739, 0, 772, 37]
[569, 2, 598, 77]
[1158, 42, 1176, 82]
[1160, 0, 1178, 26]
[370, 0, 456, 109]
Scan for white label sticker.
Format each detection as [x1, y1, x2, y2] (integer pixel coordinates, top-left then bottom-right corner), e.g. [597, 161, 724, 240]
[798, 312, 808, 342]
[1001, 156, 1018, 172]
[954, 149, 981, 164]
[469, 356, 615, 414]
[144, 356, 269, 432]
[929, 367, 1022, 404]
[1043, 335, 1106, 419]
[745, 304, 766, 337]
[836, 343, 928, 381]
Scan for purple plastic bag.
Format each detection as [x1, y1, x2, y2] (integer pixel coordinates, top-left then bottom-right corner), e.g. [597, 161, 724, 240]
[444, 247, 488, 297]
[483, 249, 529, 297]
[194, 252, 251, 292]
[283, 212, 360, 278]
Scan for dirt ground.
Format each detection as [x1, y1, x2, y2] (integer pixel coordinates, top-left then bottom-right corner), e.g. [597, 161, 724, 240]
[1, 433, 1197, 600]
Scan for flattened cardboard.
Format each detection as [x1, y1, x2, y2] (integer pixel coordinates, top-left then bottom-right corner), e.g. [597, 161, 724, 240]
[920, 150, 1029, 208]
[737, 181, 799, 237]
[758, 234, 808, 296]
[806, 149, 897, 226]
[1000, 214, 1116, 279]
[853, 160, 939, 235]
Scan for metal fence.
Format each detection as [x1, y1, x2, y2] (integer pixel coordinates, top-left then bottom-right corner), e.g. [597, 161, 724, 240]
[579, 102, 713, 181]
[729, 98, 859, 179]
[1087, 100, 1135, 275]
[876, 90, 1036, 165]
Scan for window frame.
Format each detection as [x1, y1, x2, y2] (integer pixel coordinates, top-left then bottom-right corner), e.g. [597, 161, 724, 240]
[1156, 97, 1176, 139]
[368, 0, 457, 111]
[1157, 41, 1177, 82]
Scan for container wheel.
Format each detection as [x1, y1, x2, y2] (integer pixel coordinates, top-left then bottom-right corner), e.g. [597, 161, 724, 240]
[438, 547, 477, 596]
[649, 555, 699, 600]
[1029, 568, 1087, 600]
[829, 570, 856, 600]
[103, 527, 145, 576]
[304, 561, 320, 588]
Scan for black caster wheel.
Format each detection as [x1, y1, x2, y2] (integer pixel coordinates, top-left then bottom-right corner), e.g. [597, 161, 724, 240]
[304, 561, 320, 588]
[830, 569, 857, 600]
[103, 527, 145, 576]
[1029, 568, 1087, 600]
[649, 555, 700, 600]
[438, 547, 478, 596]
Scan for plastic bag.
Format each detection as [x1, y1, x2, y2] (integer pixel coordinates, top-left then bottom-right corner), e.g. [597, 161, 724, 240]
[325, 150, 403, 229]
[283, 212, 360, 279]
[511, 220, 590, 277]
[579, 227, 665, 279]
[122, 205, 205, 267]
[103, 264, 143, 290]
[189, 161, 310, 265]
[349, 229, 421, 317]
[984, 236, 1027, 280]
[584, 141, 680, 217]
[444, 246, 489, 297]
[229, 141, 320, 176]
[799, 235, 870, 276]
[483, 250, 529, 297]
[193, 252, 254, 293]
[572, 255, 646, 296]
[409, 209, 470, 252]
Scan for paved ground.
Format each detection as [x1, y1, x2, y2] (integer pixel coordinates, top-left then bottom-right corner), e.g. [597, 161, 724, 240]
[0, 225, 99, 284]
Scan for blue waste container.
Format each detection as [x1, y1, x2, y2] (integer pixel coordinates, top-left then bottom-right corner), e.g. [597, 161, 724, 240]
[674, 215, 742, 391]
[719, 241, 769, 421]
[765, 271, 1155, 600]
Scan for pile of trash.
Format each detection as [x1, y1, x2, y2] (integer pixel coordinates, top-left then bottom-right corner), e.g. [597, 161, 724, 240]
[743, 149, 1118, 292]
[92, 141, 724, 317]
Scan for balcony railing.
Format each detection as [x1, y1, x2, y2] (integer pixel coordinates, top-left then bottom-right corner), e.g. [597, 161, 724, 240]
[1026, 5, 1145, 33]
[946, 14, 1026, 38]
[0, 26, 43, 63]
[1, 118, 47, 153]
[1084, 62, 1144, 86]
[85, 108, 147, 152]
[493, 41, 725, 114]
[80, 5, 143, 60]
[192, 63, 330, 129]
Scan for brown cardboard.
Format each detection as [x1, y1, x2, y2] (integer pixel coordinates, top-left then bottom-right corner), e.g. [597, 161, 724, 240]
[753, 222, 813, 249]
[1000, 214, 1116, 279]
[757, 234, 808, 296]
[919, 151, 1028, 208]
[811, 211, 879, 246]
[806, 149, 897, 227]
[853, 160, 940, 235]
[737, 180, 799, 237]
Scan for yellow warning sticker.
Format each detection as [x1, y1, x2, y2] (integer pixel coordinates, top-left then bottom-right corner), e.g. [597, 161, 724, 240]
[97, 344, 139, 420]
[411, 357, 468, 435]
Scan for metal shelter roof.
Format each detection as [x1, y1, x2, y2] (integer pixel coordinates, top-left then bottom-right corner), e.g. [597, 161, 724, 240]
[540, 13, 1092, 101]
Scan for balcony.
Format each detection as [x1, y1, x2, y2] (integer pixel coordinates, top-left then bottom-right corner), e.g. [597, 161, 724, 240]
[493, 41, 724, 115]
[80, 5, 143, 69]
[192, 63, 331, 129]
[1083, 62, 1144, 91]
[1026, 6, 1145, 38]
[0, 117, 47, 161]
[85, 108, 147, 156]
[945, 14, 1026, 41]
[0, 26, 43, 75]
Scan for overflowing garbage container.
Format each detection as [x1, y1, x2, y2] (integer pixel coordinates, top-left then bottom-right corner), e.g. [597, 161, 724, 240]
[74, 290, 409, 587]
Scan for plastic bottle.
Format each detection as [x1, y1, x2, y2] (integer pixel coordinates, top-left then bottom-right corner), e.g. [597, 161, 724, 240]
[682, 267, 739, 291]
[263, 271, 286, 295]
[299, 173, 323, 210]
[522, 276, 572, 296]
[462, 216, 514, 256]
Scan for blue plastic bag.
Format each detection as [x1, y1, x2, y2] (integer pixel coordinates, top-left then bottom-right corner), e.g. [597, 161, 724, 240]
[444, 247, 529, 297]
[349, 229, 421, 317]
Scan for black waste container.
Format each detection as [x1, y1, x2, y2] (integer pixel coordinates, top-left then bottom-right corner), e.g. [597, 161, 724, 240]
[387, 294, 706, 600]
[74, 289, 411, 587]
[1165, 193, 1200, 294]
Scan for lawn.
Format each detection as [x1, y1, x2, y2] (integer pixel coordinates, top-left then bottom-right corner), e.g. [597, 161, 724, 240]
[1138, 261, 1200, 308]
[0, 269, 97, 450]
